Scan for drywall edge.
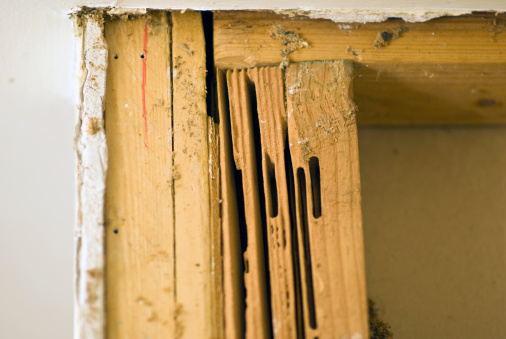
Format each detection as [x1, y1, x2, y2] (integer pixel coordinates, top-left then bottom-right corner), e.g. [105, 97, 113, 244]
[74, 13, 108, 339]
[271, 9, 474, 23]
[69, 6, 479, 23]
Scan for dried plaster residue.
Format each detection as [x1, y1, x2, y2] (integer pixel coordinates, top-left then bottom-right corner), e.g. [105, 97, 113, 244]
[273, 8, 473, 23]
[270, 23, 309, 68]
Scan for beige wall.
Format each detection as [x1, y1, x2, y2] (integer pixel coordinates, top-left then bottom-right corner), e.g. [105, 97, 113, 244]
[359, 127, 506, 338]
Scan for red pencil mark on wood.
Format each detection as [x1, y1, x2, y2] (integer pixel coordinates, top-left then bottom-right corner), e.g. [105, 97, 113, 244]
[142, 24, 149, 149]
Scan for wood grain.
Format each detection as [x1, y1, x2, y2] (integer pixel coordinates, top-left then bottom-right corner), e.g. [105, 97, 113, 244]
[227, 69, 270, 339]
[247, 67, 297, 339]
[105, 12, 175, 339]
[172, 10, 216, 339]
[286, 61, 368, 338]
[208, 114, 224, 339]
[215, 12, 506, 125]
[217, 69, 244, 339]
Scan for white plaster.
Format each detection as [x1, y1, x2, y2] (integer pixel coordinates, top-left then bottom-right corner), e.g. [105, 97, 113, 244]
[65, 0, 506, 12]
[74, 15, 108, 339]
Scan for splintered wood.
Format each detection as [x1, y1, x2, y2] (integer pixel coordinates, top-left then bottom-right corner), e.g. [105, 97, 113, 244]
[217, 69, 244, 339]
[219, 61, 368, 339]
[286, 61, 368, 338]
[226, 69, 271, 339]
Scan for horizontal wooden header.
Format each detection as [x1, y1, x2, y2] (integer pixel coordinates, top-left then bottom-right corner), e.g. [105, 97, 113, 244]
[214, 12, 506, 125]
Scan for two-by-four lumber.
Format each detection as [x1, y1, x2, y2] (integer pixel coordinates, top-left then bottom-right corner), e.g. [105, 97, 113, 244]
[105, 10, 221, 339]
[247, 67, 298, 338]
[172, 10, 220, 339]
[214, 11, 506, 125]
[226, 69, 271, 339]
[105, 12, 175, 339]
[221, 67, 301, 338]
[217, 69, 244, 339]
[286, 61, 368, 338]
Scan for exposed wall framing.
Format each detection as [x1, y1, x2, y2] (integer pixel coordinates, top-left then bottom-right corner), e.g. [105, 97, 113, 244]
[74, 7, 505, 339]
[214, 11, 506, 125]
[74, 10, 219, 339]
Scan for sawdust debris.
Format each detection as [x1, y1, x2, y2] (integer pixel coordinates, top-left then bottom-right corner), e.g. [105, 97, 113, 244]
[177, 43, 194, 56]
[270, 23, 309, 68]
[373, 27, 408, 48]
[346, 46, 363, 61]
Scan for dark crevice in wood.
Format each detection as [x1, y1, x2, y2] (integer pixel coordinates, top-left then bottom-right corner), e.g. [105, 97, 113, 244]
[266, 155, 279, 218]
[309, 157, 322, 219]
[249, 80, 274, 339]
[297, 167, 318, 330]
[285, 145, 306, 339]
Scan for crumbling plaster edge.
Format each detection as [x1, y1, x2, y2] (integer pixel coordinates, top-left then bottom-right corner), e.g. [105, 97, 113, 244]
[67, 6, 479, 23]
[73, 12, 108, 339]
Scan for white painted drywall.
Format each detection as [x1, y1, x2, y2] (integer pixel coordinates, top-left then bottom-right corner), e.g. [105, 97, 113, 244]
[1, 0, 505, 338]
[0, 1, 76, 338]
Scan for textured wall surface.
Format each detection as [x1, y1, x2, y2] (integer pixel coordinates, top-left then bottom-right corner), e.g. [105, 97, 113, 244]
[359, 127, 506, 339]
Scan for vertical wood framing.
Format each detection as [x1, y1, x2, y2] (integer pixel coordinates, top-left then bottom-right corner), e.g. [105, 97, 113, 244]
[227, 69, 270, 339]
[75, 13, 108, 339]
[104, 12, 175, 338]
[247, 67, 297, 338]
[286, 61, 368, 339]
[172, 10, 216, 339]
[217, 69, 244, 339]
[76, 9, 370, 339]
[208, 114, 224, 339]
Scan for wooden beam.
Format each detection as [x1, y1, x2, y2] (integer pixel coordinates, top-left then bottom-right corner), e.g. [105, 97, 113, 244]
[247, 67, 298, 338]
[172, 10, 218, 339]
[217, 69, 244, 339]
[105, 11, 175, 339]
[214, 11, 506, 125]
[226, 69, 271, 339]
[286, 61, 368, 338]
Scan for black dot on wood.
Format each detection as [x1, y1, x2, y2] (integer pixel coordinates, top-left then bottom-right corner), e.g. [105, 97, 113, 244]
[478, 98, 496, 107]
[114, 54, 118, 59]
[113, 229, 119, 234]
[140, 54, 145, 59]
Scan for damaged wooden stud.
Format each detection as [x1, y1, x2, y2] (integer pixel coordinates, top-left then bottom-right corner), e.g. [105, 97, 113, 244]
[219, 61, 368, 339]
[286, 60, 368, 339]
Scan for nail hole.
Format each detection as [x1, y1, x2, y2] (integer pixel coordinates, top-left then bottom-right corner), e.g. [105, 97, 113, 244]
[113, 229, 119, 234]
[114, 54, 118, 59]
[140, 54, 145, 59]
